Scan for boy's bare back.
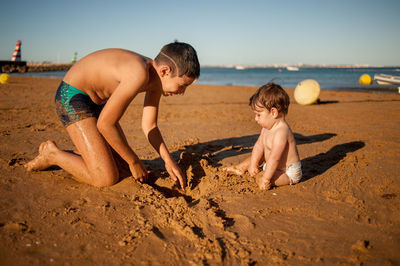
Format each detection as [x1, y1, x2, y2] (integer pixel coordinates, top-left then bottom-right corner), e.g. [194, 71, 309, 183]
[63, 49, 152, 105]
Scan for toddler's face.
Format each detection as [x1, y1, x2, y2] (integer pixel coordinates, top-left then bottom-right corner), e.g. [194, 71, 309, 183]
[161, 74, 195, 96]
[253, 105, 275, 130]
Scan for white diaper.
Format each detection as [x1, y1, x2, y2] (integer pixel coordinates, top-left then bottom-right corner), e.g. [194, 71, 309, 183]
[263, 161, 302, 185]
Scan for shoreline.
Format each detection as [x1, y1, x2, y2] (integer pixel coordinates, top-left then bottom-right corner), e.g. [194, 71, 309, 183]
[0, 76, 399, 264]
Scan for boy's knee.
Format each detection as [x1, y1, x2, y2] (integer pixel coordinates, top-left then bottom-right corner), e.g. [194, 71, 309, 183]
[91, 168, 119, 187]
[92, 175, 119, 187]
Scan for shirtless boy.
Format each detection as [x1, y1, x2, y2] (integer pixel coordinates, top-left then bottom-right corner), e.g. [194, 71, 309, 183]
[25, 42, 200, 189]
[224, 83, 302, 189]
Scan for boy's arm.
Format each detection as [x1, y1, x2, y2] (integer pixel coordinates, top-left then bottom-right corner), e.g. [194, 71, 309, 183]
[259, 129, 288, 189]
[97, 73, 148, 182]
[141, 89, 186, 190]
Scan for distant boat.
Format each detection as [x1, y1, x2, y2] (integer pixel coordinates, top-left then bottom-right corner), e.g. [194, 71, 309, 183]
[374, 74, 400, 85]
[235, 65, 245, 70]
[286, 66, 299, 71]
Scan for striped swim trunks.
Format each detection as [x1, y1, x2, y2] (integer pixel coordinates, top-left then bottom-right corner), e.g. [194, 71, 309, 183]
[54, 81, 104, 126]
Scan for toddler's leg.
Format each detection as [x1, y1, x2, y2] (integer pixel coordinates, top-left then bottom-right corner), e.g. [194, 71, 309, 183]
[256, 170, 290, 190]
[223, 156, 251, 175]
[270, 170, 290, 187]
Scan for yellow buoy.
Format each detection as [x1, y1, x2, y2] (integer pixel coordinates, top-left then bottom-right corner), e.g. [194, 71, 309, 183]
[0, 73, 10, 84]
[294, 79, 321, 105]
[359, 74, 372, 85]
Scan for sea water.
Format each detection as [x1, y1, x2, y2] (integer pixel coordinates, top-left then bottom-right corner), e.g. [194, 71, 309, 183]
[10, 67, 400, 92]
[199, 67, 400, 92]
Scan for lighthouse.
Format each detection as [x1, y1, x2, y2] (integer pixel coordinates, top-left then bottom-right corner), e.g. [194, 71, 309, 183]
[11, 40, 22, 62]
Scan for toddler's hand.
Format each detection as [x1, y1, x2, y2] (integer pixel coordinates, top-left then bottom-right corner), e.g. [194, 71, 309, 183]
[248, 165, 260, 177]
[256, 176, 271, 190]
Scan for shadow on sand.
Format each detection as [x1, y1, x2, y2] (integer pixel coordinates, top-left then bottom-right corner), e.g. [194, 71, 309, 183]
[300, 141, 365, 182]
[142, 135, 364, 197]
[144, 132, 337, 171]
[316, 99, 339, 105]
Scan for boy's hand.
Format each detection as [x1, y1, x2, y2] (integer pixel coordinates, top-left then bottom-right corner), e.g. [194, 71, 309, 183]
[165, 161, 186, 190]
[248, 165, 260, 177]
[256, 176, 271, 190]
[129, 161, 148, 183]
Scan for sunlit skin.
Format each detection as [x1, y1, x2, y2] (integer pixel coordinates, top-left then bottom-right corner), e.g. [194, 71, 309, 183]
[224, 102, 300, 190]
[24, 48, 195, 189]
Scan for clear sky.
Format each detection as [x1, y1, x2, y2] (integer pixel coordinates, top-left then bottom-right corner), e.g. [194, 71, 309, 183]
[1, 0, 399, 66]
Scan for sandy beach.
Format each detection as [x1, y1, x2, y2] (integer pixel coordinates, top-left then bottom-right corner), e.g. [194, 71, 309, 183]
[0, 76, 399, 265]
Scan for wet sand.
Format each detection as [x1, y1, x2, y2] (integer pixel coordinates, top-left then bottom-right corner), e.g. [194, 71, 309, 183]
[0, 76, 399, 265]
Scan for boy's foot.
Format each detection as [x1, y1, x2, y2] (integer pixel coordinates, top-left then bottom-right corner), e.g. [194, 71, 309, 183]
[222, 165, 245, 175]
[24, 141, 59, 171]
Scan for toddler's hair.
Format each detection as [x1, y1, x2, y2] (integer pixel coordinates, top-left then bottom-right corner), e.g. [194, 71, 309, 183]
[154, 42, 200, 79]
[249, 83, 290, 115]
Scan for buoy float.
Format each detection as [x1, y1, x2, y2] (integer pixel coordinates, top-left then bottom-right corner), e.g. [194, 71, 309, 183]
[11, 40, 22, 62]
[359, 74, 372, 85]
[294, 79, 321, 105]
[0, 73, 10, 84]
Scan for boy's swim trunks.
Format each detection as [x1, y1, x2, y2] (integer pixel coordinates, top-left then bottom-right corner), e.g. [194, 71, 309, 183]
[263, 161, 302, 185]
[55, 81, 104, 127]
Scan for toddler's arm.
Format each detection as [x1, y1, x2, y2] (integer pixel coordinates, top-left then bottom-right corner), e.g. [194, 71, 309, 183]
[249, 133, 264, 176]
[258, 129, 288, 189]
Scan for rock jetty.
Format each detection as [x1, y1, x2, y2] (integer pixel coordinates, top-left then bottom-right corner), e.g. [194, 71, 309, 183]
[26, 62, 73, 72]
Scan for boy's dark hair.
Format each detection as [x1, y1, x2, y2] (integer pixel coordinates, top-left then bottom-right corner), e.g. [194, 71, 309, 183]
[249, 83, 290, 115]
[154, 42, 200, 79]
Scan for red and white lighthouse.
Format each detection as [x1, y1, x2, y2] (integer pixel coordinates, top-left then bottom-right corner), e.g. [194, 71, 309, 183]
[11, 40, 22, 62]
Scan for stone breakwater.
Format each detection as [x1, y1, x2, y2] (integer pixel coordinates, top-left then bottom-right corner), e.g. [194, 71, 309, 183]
[26, 62, 73, 72]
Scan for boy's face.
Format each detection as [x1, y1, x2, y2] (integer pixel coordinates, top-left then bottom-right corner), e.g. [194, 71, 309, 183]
[160, 73, 195, 96]
[253, 104, 276, 130]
